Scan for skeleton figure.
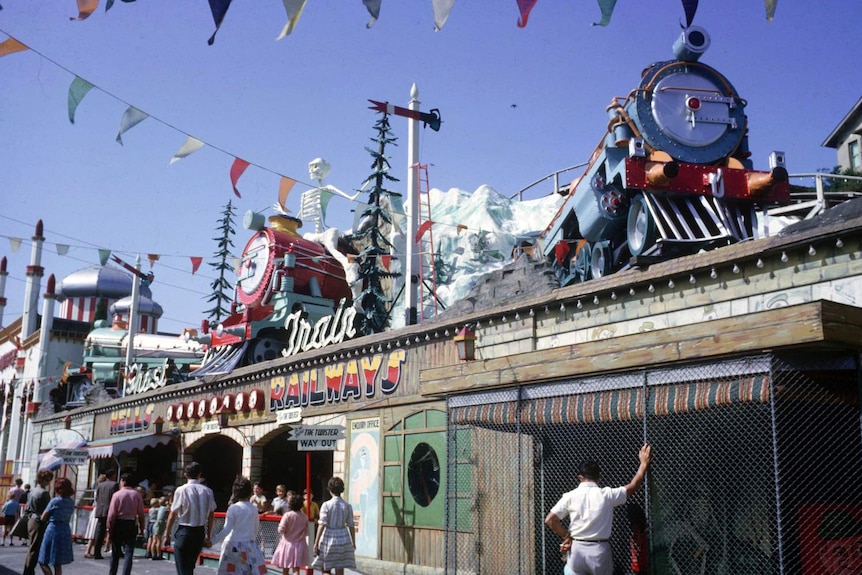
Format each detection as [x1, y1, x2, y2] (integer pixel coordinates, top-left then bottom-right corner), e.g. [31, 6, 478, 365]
[298, 158, 361, 233]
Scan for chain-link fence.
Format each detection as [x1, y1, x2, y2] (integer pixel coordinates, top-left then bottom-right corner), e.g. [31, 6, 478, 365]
[445, 352, 862, 575]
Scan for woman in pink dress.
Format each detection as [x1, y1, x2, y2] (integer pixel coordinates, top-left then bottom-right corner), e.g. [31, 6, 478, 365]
[271, 491, 309, 575]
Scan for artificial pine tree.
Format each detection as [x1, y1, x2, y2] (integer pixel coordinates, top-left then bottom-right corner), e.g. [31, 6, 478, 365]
[350, 113, 402, 335]
[204, 200, 237, 323]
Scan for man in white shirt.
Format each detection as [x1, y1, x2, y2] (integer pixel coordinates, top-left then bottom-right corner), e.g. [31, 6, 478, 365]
[164, 462, 217, 575]
[545, 444, 652, 575]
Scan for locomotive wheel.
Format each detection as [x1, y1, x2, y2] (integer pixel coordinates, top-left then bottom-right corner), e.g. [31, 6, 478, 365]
[572, 242, 592, 283]
[247, 337, 286, 364]
[627, 194, 656, 256]
[590, 242, 612, 279]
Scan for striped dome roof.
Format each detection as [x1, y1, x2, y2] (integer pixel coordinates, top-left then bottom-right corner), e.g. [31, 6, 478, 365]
[110, 295, 164, 318]
[57, 266, 153, 299]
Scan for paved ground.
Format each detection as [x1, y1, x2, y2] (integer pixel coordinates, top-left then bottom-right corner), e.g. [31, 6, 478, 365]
[0, 540, 368, 575]
[0, 539, 218, 575]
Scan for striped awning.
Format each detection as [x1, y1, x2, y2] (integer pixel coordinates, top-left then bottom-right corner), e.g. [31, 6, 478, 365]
[86, 432, 174, 459]
[451, 375, 770, 426]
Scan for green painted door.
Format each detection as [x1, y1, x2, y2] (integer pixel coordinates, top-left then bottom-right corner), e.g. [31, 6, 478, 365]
[402, 431, 446, 527]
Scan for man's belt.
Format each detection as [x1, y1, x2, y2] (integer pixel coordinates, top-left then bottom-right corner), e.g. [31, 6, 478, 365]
[572, 538, 609, 543]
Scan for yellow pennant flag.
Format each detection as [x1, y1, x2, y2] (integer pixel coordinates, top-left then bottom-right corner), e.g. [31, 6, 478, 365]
[0, 37, 27, 57]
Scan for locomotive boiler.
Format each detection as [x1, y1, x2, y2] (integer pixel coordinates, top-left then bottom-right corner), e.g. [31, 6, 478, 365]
[542, 26, 790, 285]
[192, 212, 354, 376]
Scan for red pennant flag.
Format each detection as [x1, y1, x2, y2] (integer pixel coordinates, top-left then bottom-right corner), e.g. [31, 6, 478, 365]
[230, 158, 250, 198]
[415, 220, 435, 243]
[381, 254, 392, 269]
[190, 257, 203, 274]
[278, 177, 296, 211]
[147, 254, 160, 268]
[516, 0, 538, 27]
[71, 0, 99, 21]
[0, 37, 28, 57]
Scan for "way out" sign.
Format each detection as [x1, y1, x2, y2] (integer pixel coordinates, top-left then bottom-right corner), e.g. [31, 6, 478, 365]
[288, 425, 345, 451]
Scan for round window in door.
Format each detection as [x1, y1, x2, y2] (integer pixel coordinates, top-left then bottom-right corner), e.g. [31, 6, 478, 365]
[407, 442, 440, 507]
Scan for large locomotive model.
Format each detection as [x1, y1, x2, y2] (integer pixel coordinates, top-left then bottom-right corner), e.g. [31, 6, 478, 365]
[193, 212, 354, 376]
[542, 27, 790, 285]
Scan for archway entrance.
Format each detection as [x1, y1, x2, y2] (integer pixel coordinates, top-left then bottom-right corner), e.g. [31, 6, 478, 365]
[260, 429, 332, 503]
[194, 435, 242, 510]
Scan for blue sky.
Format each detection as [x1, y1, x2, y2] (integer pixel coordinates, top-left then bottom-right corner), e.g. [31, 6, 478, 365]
[1, 1, 861, 334]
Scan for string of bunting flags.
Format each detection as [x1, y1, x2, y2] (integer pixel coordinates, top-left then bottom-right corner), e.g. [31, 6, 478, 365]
[0, 27, 306, 205]
[1, 1, 781, 48]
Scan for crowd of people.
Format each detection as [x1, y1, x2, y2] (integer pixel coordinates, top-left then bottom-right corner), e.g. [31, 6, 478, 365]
[9, 465, 357, 575]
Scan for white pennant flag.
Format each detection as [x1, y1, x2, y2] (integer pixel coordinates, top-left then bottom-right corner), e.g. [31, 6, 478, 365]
[9, 237, 22, 252]
[170, 136, 205, 165]
[56, 244, 70, 256]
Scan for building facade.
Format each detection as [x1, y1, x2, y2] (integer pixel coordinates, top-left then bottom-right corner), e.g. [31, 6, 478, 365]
[17, 198, 862, 575]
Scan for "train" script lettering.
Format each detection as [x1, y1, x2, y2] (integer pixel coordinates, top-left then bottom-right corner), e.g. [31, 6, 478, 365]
[281, 298, 357, 357]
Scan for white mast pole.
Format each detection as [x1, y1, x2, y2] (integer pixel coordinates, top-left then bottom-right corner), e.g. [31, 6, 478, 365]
[123, 255, 141, 397]
[404, 83, 421, 325]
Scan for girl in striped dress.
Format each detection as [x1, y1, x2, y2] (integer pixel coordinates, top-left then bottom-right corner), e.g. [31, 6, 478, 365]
[312, 477, 355, 575]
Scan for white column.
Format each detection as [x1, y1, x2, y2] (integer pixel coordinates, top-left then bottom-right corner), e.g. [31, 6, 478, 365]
[23, 276, 58, 477]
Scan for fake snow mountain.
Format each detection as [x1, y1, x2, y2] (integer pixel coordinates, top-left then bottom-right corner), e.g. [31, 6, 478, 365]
[384, 184, 564, 326]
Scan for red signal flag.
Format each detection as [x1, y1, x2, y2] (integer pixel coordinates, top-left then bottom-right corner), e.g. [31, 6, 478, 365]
[368, 99, 442, 132]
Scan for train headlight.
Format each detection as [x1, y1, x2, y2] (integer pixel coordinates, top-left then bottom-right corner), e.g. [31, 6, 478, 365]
[685, 96, 702, 111]
[216, 324, 224, 337]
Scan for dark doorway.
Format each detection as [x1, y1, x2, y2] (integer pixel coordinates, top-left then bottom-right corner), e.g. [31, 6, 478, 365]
[260, 429, 332, 505]
[195, 435, 242, 510]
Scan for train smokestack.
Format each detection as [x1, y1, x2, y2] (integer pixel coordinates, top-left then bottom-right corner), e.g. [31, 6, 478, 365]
[673, 26, 710, 62]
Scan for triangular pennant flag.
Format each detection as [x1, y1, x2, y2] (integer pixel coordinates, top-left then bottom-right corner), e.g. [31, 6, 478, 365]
[170, 136, 205, 165]
[9, 237, 22, 252]
[415, 219, 434, 243]
[593, 0, 617, 26]
[105, 0, 134, 10]
[278, 177, 296, 211]
[68, 77, 95, 124]
[516, 0, 538, 28]
[116, 106, 149, 145]
[765, 0, 777, 21]
[230, 158, 251, 199]
[56, 244, 70, 256]
[208, 0, 234, 45]
[318, 189, 336, 226]
[98, 249, 111, 266]
[231, 257, 242, 274]
[681, 0, 698, 27]
[190, 256, 203, 274]
[71, 0, 99, 20]
[147, 254, 160, 268]
[0, 37, 27, 57]
[363, 0, 382, 28]
[456, 224, 467, 235]
[277, 0, 308, 39]
[381, 254, 392, 269]
[432, 0, 456, 31]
